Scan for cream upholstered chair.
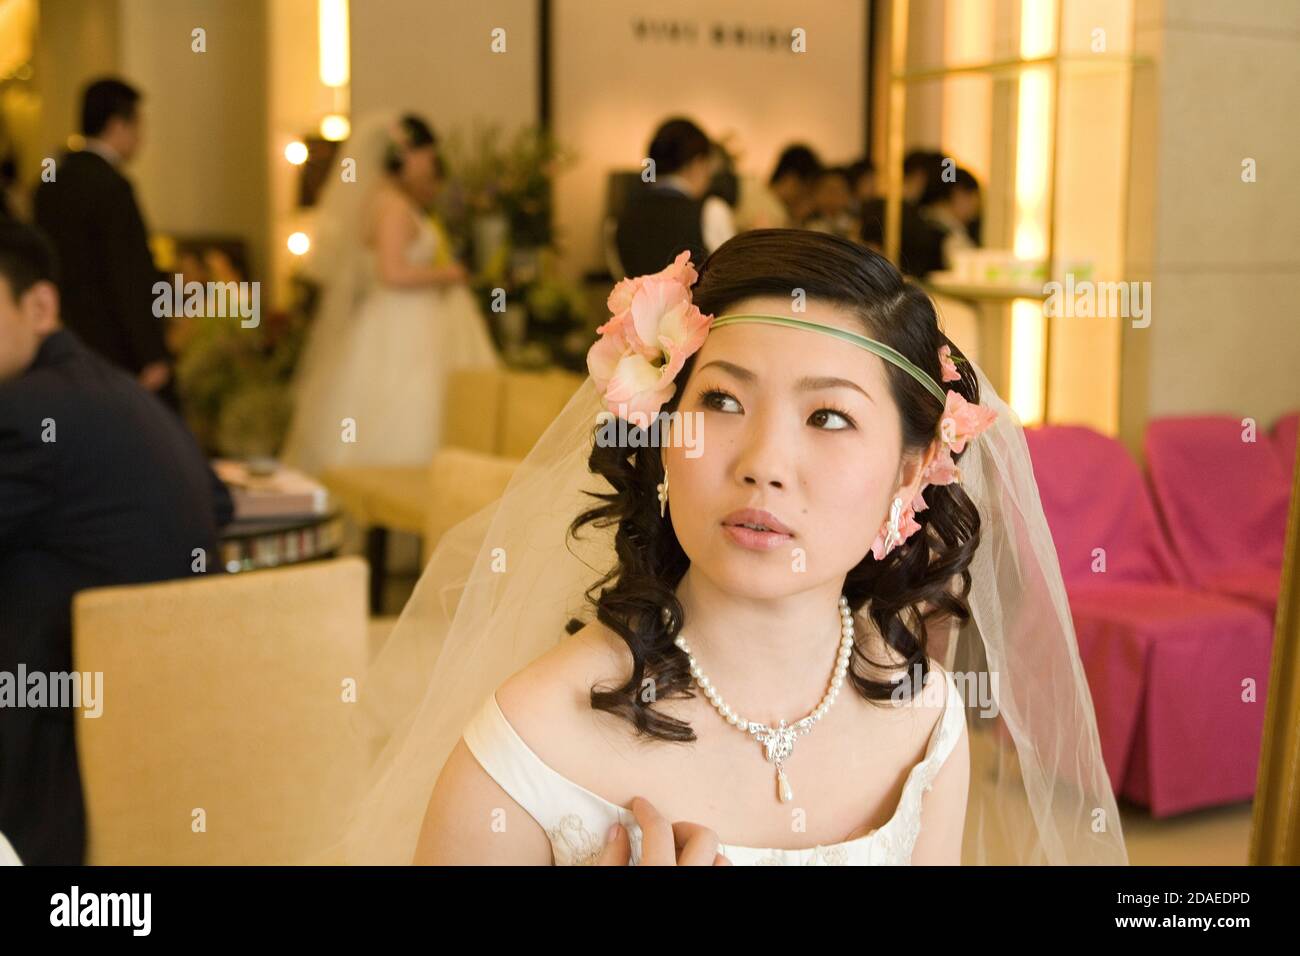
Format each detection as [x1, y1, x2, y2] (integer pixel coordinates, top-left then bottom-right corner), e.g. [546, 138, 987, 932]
[322, 367, 583, 538]
[421, 447, 522, 563]
[72, 557, 369, 865]
[321, 366, 583, 611]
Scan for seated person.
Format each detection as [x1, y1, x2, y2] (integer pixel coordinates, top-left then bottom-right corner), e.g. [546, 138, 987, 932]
[921, 167, 982, 270]
[0, 221, 232, 864]
[805, 165, 860, 240]
[859, 149, 947, 278]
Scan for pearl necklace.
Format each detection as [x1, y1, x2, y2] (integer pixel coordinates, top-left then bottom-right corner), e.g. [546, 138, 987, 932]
[670, 595, 855, 804]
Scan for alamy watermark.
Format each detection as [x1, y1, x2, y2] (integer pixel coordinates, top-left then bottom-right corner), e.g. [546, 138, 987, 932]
[1043, 273, 1151, 328]
[152, 273, 260, 328]
[889, 663, 999, 718]
[0, 666, 103, 717]
[596, 407, 704, 458]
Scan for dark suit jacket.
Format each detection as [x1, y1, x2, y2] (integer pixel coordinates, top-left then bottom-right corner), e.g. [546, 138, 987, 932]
[0, 329, 232, 865]
[859, 197, 946, 279]
[33, 150, 169, 377]
[615, 183, 708, 278]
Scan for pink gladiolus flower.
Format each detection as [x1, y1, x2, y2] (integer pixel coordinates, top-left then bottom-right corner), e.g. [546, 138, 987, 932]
[587, 253, 711, 421]
[938, 344, 961, 382]
[870, 504, 923, 561]
[921, 443, 962, 486]
[939, 390, 998, 454]
[606, 250, 699, 316]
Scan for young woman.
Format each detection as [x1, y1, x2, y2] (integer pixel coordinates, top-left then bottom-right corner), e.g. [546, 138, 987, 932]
[331, 229, 1127, 867]
[281, 113, 499, 474]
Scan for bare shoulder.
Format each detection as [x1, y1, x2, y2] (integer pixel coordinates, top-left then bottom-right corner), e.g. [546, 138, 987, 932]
[414, 735, 553, 864]
[495, 618, 633, 744]
[368, 183, 414, 232]
[413, 624, 630, 865]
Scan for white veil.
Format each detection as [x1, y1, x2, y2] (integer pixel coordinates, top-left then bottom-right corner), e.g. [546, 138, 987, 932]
[280, 112, 400, 472]
[315, 300, 1129, 866]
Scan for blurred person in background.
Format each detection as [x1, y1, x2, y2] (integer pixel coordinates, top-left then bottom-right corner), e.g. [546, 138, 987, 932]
[280, 113, 499, 474]
[33, 77, 177, 410]
[615, 117, 735, 277]
[846, 156, 877, 214]
[921, 166, 982, 270]
[860, 148, 946, 278]
[806, 165, 859, 240]
[733, 142, 824, 231]
[0, 221, 231, 864]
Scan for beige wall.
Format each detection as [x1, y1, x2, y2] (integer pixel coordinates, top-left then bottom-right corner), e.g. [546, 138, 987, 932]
[116, 0, 269, 281]
[32, 0, 119, 164]
[1125, 0, 1300, 445]
[350, 0, 537, 139]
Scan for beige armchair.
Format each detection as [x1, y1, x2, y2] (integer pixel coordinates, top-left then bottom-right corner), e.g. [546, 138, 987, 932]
[72, 557, 369, 864]
[321, 366, 583, 610]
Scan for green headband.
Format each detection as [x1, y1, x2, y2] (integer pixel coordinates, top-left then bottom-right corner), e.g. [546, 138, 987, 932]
[708, 313, 949, 406]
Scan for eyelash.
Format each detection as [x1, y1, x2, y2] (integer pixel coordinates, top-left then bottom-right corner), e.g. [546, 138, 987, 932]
[698, 387, 858, 431]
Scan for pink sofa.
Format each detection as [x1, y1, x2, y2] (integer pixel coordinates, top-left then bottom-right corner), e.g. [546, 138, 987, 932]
[1025, 425, 1275, 817]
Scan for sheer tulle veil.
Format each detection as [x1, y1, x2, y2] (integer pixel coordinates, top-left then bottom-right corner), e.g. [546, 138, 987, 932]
[280, 112, 401, 471]
[309, 245, 1129, 866]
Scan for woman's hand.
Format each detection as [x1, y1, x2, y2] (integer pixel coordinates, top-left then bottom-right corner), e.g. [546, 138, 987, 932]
[596, 796, 733, 866]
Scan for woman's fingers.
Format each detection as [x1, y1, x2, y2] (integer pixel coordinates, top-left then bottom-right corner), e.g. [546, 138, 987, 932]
[671, 821, 722, 866]
[629, 795, 677, 865]
[594, 822, 630, 866]
[612, 796, 731, 866]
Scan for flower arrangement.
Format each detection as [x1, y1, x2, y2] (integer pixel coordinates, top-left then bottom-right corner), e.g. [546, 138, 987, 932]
[171, 263, 311, 459]
[437, 121, 574, 254]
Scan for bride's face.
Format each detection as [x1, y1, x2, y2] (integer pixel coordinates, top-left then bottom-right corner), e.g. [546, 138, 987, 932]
[663, 295, 931, 598]
[399, 145, 440, 204]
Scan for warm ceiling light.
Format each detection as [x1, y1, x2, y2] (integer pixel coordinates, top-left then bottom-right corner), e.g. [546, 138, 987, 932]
[287, 232, 311, 256]
[318, 0, 350, 88]
[284, 141, 309, 165]
[320, 114, 350, 142]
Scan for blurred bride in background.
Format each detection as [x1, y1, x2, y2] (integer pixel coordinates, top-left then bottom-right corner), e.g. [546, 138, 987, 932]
[281, 112, 500, 475]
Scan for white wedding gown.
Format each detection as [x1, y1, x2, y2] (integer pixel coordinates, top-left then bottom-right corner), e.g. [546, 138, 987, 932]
[282, 202, 500, 474]
[462, 666, 964, 865]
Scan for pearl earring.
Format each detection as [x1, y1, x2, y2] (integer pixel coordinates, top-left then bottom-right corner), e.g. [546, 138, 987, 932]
[656, 471, 669, 518]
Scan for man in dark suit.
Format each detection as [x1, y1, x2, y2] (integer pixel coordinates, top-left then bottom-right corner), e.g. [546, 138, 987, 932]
[859, 149, 947, 279]
[615, 118, 716, 278]
[0, 221, 231, 864]
[33, 77, 177, 409]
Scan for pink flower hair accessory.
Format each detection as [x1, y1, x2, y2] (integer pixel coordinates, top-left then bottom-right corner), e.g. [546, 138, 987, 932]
[585, 251, 713, 426]
[869, 345, 997, 560]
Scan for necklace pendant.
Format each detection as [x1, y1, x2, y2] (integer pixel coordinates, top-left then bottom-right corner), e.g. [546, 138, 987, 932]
[776, 765, 793, 803]
[759, 721, 797, 764]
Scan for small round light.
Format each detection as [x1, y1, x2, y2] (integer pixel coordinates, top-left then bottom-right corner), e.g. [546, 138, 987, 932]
[320, 114, 350, 142]
[284, 141, 309, 165]
[287, 232, 311, 256]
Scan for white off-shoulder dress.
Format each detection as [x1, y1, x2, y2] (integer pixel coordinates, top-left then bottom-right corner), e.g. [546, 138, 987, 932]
[463, 667, 965, 865]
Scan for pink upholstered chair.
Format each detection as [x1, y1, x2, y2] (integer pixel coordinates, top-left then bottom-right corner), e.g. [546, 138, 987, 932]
[1025, 424, 1275, 817]
[1144, 416, 1289, 613]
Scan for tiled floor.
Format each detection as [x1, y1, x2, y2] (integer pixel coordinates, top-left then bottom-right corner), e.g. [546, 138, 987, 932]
[1119, 800, 1255, 865]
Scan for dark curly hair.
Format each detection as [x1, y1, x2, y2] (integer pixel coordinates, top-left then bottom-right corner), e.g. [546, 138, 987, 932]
[568, 229, 982, 742]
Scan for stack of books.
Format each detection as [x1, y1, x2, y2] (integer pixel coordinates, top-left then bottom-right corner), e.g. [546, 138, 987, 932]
[213, 460, 343, 573]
